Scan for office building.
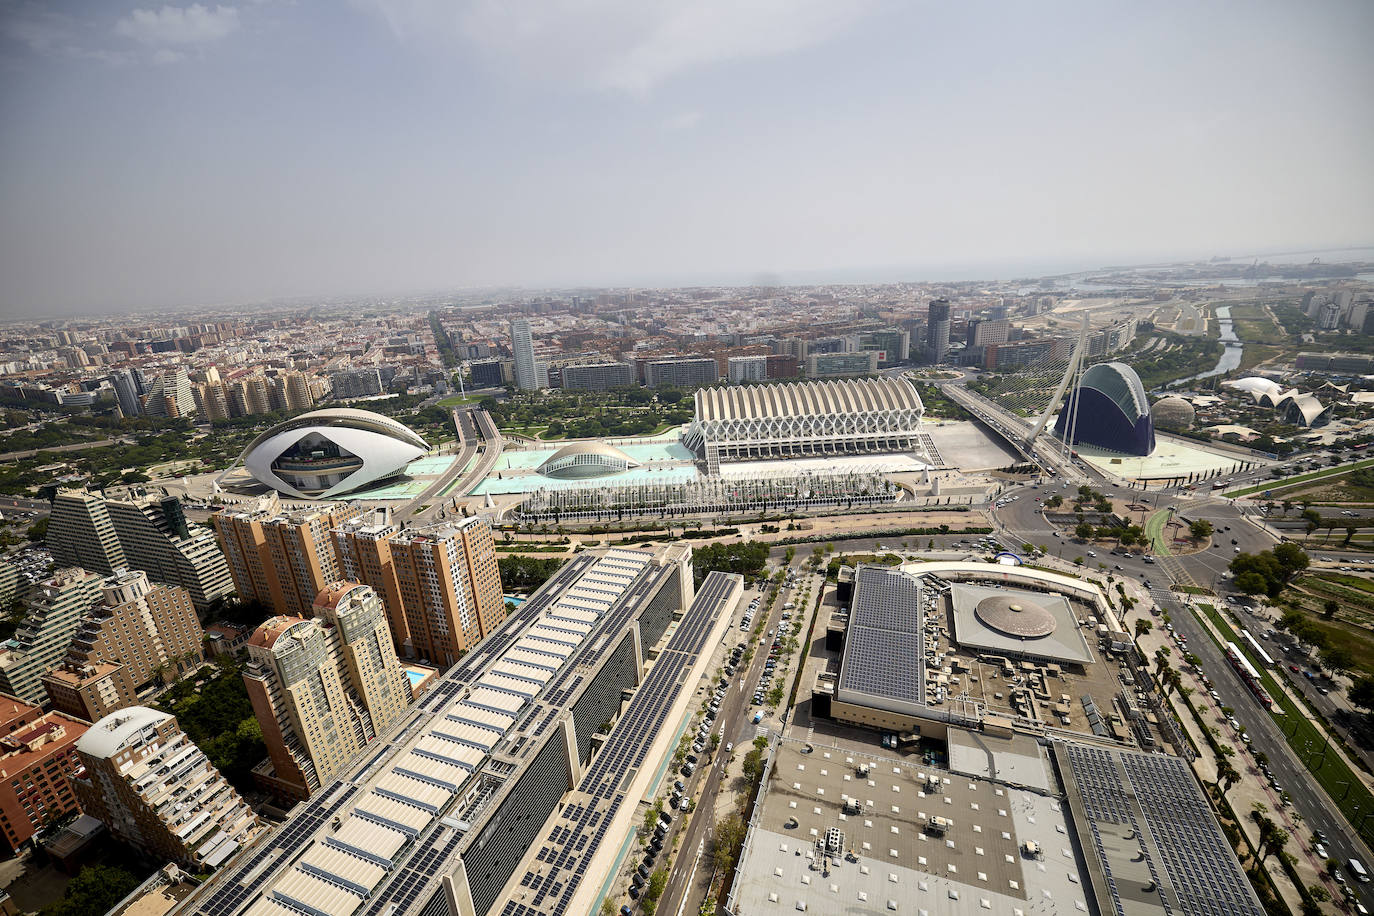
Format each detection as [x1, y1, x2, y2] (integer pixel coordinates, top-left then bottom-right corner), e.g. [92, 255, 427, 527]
[0, 696, 88, 855]
[805, 350, 879, 377]
[244, 582, 409, 800]
[926, 297, 951, 363]
[644, 356, 718, 388]
[142, 368, 196, 418]
[214, 499, 363, 619]
[510, 318, 545, 391]
[73, 707, 259, 870]
[48, 489, 234, 611]
[857, 328, 911, 366]
[47, 489, 127, 577]
[765, 353, 799, 378]
[0, 569, 104, 704]
[685, 376, 925, 474]
[332, 510, 411, 655]
[965, 317, 1010, 348]
[178, 545, 727, 916]
[109, 368, 146, 418]
[388, 518, 504, 667]
[42, 570, 204, 723]
[727, 354, 768, 383]
[984, 336, 1072, 370]
[559, 361, 635, 391]
[468, 359, 505, 388]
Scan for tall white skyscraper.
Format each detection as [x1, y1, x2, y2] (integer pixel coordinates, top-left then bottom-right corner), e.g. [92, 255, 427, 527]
[510, 318, 545, 390]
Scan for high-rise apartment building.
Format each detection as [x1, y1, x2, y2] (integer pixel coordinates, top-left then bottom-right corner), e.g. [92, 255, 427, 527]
[0, 569, 104, 704]
[334, 515, 503, 665]
[388, 519, 505, 667]
[47, 489, 126, 577]
[42, 570, 204, 723]
[926, 298, 951, 363]
[727, 355, 769, 383]
[644, 357, 719, 388]
[142, 368, 196, 418]
[0, 696, 88, 855]
[328, 368, 385, 400]
[194, 381, 230, 421]
[243, 583, 408, 800]
[48, 489, 233, 611]
[510, 318, 546, 390]
[109, 368, 146, 418]
[73, 707, 258, 870]
[213, 499, 362, 619]
[331, 509, 411, 654]
[559, 361, 635, 391]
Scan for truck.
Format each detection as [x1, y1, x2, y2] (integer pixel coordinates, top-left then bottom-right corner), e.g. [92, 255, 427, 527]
[1350, 859, 1369, 883]
[752, 711, 765, 724]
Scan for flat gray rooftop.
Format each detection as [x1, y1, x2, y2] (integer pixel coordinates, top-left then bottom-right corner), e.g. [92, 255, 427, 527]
[948, 582, 1095, 666]
[733, 738, 1091, 916]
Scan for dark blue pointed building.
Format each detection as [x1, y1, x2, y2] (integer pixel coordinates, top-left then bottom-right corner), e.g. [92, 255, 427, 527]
[1054, 361, 1155, 456]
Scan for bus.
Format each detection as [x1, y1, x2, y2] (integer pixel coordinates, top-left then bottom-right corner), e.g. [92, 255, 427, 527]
[1225, 642, 1274, 709]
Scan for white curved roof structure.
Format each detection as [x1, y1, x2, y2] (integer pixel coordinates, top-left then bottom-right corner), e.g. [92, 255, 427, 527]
[1279, 393, 1330, 427]
[76, 706, 172, 759]
[1224, 377, 1286, 405]
[684, 377, 925, 474]
[536, 442, 640, 479]
[237, 408, 428, 498]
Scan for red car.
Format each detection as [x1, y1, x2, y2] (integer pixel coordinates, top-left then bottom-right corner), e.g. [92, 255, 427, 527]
[1289, 664, 1300, 673]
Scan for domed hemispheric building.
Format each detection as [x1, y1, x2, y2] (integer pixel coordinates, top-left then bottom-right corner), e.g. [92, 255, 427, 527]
[1150, 395, 1196, 431]
[238, 408, 428, 498]
[1053, 361, 1156, 457]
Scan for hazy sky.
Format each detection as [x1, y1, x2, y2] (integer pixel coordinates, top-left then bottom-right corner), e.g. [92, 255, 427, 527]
[2, 0, 1372, 316]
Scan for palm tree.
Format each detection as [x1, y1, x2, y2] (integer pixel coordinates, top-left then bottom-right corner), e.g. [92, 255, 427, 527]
[1215, 758, 1240, 798]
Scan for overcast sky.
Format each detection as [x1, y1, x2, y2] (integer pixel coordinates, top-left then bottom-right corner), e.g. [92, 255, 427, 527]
[1, 0, 1372, 316]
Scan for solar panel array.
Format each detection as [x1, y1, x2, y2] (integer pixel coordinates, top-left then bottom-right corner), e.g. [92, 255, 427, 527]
[836, 565, 924, 705]
[187, 549, 675, 916]
[1062, 743, 1264, 916]
[500, 571, 742, 916]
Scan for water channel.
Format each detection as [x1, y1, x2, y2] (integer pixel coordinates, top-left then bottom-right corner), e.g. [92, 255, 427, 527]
[1169, 304, 1243, 387]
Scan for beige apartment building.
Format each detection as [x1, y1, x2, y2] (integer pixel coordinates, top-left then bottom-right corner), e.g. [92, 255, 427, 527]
[333, 515, 505, 666]
[72, 706, 259, 870]
[42, 569, 204, 723]
[385, 518, 504, 667]
[243, 582, 408, 800]
[213, 497, 362, 618]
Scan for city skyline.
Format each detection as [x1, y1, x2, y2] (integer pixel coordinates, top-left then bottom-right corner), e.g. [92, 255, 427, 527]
[1, 1, 1372, 316]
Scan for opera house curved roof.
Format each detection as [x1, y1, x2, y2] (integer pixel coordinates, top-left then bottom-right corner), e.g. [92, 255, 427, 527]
[238, 408, 428, 498]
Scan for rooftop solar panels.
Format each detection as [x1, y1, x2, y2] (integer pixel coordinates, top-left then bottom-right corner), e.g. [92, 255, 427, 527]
[836, 565, 924, 708]
[503, 572, 742, 915]
[1060, 742, 1265, 916]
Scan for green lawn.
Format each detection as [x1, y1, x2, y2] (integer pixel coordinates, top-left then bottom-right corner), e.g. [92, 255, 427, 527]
[436, 394, 480, 407]
[1224, 458, 1374, 498]
[1226, 303, 1286, 345]
[1193, 603, 1374, 844]
[1145, 509, 1173, 556]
